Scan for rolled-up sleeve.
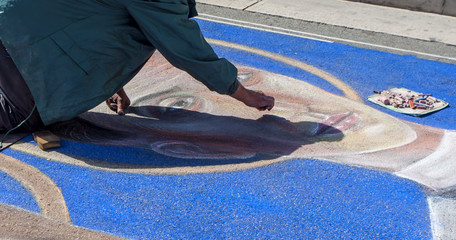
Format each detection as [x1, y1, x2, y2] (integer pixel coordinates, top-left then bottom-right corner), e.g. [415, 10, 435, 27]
[127, 0, 239, 95]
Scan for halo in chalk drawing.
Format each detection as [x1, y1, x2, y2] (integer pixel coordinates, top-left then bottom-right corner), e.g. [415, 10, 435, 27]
[150, 141, 255, 159]
[206, 38, 363, 102]
[11, 40, 412, 176]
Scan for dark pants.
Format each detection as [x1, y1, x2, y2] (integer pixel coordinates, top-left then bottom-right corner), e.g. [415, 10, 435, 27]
[0, 41, 43, 132]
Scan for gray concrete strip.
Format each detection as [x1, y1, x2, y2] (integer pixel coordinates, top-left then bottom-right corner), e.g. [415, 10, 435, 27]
[349, 0, 456, 17]
[348, 0, 447, 15]
[443, 0, 456, 16]
[197, 4, 456, 64]
[197, 0, 259, 10]
[0, 204, 126, 240]
[198, 0, 456, 46]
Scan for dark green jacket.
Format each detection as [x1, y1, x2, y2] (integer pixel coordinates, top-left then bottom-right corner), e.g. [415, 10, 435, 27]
[0, 0, 238, 125]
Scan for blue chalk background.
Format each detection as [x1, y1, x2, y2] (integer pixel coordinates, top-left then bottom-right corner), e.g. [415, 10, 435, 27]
[0, 170, 40, 213]
[2, 148, 432, 239]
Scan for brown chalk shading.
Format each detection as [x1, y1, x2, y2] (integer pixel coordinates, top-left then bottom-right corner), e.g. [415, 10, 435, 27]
[0, 204, 126, 240]
[0, 153, 71, 223]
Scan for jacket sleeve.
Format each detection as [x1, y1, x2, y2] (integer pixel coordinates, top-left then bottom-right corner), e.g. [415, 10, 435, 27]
[187, 0, 198, 18]
[126, 0, 239, 95]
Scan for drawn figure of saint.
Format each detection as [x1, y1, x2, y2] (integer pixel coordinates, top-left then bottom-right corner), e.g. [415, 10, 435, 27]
[50, 52, 456, 192]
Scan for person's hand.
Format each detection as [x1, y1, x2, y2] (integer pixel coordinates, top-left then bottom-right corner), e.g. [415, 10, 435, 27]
[106, 88, 130, 115]
[230, 83, 274, 111]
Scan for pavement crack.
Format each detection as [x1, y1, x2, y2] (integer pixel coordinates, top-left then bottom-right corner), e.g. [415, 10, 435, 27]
[243, 0, 263, 11]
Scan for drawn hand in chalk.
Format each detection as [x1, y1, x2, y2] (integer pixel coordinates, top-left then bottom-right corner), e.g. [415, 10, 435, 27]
[106, 88, 131, 115]
[230, 83, 275, 111]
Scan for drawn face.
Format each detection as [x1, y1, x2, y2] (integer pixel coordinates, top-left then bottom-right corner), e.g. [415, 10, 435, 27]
[75, 53, 416, 160]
